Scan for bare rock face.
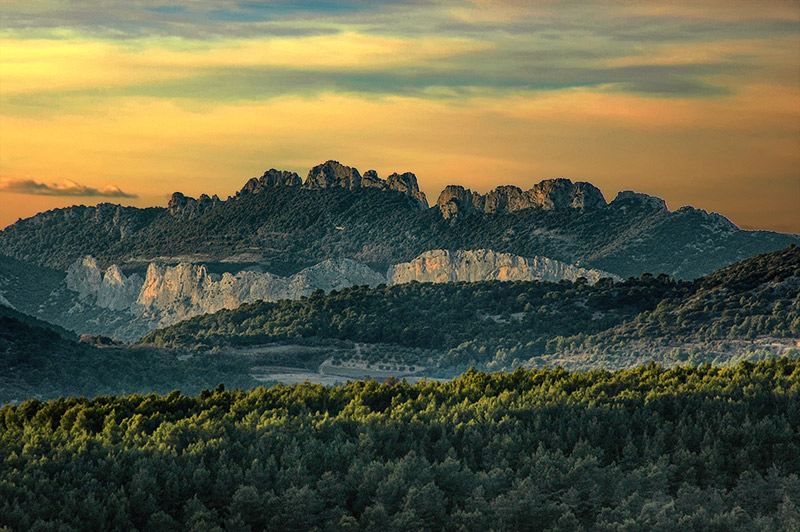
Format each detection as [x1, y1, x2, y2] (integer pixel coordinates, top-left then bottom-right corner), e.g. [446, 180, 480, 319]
[525, 178, 576, 210]
[386, 172, 429, 209]
[388, 249, 619, 284]
[239, 169, 302, 195]
[168, 192, 222, 219]
[96, 265, 143, 311]
[609, 191, 668, 213]
[484, 185, 527, 214]
[304, 160, 362, 189]
[135, 259, 386, 330]
[436, 179, 607, 219]
[359, 169, 429, 209]
[66, 256, 103, 297]
[571, 182, 608, 210]
[436, 185, 484, 219]
[66, 256, 143, 310]
[361, 170, 384, 188]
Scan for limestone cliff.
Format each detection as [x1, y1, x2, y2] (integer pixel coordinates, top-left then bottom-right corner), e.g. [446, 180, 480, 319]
[22, 248, 619, 342]
[388, 249, 618, 284]
[134, 258, 386, 331]
[66, 256, 143, 311]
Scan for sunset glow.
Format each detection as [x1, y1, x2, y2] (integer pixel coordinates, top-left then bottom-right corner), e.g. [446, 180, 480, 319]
[1, 0, 798, 232]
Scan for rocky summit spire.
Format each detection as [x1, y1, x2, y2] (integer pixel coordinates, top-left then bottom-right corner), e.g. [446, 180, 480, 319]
[304, 160, 362, 189]
[168, 192, 221, 219]
[436, 178, 607, 219]
[302, 160, 428, 209]
[238, 169, 302, 196]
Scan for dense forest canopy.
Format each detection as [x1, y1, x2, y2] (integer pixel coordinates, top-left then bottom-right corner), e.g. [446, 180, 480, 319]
[1, 359, 799, 531]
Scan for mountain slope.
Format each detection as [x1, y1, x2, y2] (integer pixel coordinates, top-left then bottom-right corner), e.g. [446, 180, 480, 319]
[2, 160, 796, 279]
[0, 307, 261, 403]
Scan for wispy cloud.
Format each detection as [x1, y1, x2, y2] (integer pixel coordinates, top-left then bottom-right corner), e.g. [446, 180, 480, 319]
[0, 178, 137, 198]
[0, 0, 798, 233]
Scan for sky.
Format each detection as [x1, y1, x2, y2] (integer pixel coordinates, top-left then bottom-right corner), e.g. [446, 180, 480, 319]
[1, 0, 798, 233]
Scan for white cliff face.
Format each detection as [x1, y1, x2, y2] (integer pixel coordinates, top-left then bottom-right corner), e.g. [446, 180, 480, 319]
[57, 250, 614, 341]
[66, 256, 143, 310]
[135, 258, 387, 329]
[65, 256, 103, 297]
[97, 265, 143, 311]
[388, 249, 619, 285]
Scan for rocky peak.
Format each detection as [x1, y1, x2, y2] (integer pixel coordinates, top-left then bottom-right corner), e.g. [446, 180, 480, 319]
[484, 185, 527, 214]
[302, 161, 428, 208]
[571, 182, 608, 210]
[239, 169, 301, 196]
[304, 160, 362, 190]
[436, 185, 484, 219]
[386, 172, 429, 209]
[610, 191, 668, 213]
[362, 170, 384, 188]
[674, 206, 739, 232]
[525, 178, 575, 210]
[168, 192, 221, 219]
[525, 178, 606, 210]
[436, 178, 607, 219]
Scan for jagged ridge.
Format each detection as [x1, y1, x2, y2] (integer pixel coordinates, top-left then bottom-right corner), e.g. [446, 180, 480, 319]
[1, 159, 797, 280]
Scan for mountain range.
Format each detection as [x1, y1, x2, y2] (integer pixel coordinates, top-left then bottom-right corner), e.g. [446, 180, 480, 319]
[2, 159, 797, 343]
[2, 160, 796, 280]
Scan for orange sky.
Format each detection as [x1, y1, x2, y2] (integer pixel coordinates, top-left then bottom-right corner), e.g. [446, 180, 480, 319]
[1, 1, 799, 233]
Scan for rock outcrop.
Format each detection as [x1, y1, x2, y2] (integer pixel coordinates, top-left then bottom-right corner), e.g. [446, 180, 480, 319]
[303, 160, 428, 209]
[168, 192, 222, 219]
[385, 172, 428, 209]
[66, 255, 143, 311]
[388, 249, 618, 285]
[65, 256, 103, 296]
[609, 191, 668, 213]
[304, 160, 362, 190]
[134, 258, 386, 331]
[238, 169, 302, 195]
[436, 185, 484, 218]
[436, 179, 606, 219]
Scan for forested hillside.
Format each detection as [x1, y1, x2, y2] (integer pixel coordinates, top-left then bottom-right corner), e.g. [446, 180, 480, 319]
[1, 167, 796, 278]
[0, 307, 260, 403]
[141, 246, 800, 371]
[2, 359, 799, 531]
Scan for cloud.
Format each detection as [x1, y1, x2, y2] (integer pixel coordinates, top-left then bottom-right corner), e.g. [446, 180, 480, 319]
[0, 178, 137, 198]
